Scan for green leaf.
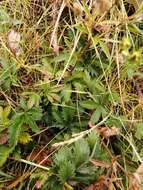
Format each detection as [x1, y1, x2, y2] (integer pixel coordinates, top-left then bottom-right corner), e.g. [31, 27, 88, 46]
[9, 114, 23, 148]
[90, 106, 102, 124]
[99, 41, 110, 60]
[0, 106, 3, 119]
[80, 100, 97, 110]
[24, 114, 40, 133]
[61, 84, 72, 103]
[73, 139, 90, 167]
[28, 107, 42, 121]
[135, 123, 143, 140]
[3, 106, 11, 118]
[87, 131, 98, 149]
[58, 161, 75, 183]
[0, 145, 11, 167]
[54, 147, 72, 166]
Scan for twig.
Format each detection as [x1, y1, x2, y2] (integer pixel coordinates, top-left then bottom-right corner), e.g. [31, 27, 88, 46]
[52, 112, 111, 147]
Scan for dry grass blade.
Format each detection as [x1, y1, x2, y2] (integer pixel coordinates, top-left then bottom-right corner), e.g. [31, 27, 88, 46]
[50, 0, 65, 54]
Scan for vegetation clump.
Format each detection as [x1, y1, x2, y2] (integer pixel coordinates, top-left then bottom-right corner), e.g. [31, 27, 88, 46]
[0, 0, 143, 189]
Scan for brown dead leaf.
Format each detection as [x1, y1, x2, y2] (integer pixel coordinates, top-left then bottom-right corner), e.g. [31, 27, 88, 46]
[129, 173, 141, 190]
[73, 2, 83, 15]
[0, 131, 8, 145]
[7, 29, 21, 56]
[35, 180, 42, 189]
[136, 162, 143, 175]
[129, 162, 143, 190]
[93, 0, 112, 15]
[96, 127, 120, 139]
[85, 176, 110, 190]
[90, 159, 111, 169]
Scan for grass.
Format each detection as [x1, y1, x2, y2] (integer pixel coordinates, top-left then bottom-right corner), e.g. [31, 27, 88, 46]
[0, 0, 143, 189]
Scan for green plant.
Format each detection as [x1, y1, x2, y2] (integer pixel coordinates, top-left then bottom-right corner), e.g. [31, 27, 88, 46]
[0, 0, 143, 189]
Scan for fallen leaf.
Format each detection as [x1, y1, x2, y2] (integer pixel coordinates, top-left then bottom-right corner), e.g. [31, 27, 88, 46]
[129, 173, 141, 190]
[90, 159, 111, 169]
[136, 162, 143, 175]
[0, 131, 8, 145]
[35, 180, 42, 189]
[85, 176, 109, 190]
[93, 0, 112, 15]
[7, 29, 21, 56]
[73, 2, 83, 15]
[129, 162, 143, 190]
[96, 127, 120, 139]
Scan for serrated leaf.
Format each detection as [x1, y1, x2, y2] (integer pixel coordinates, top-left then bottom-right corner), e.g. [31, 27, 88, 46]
[87, 131, 98, 149]
[74, 139, 90, 167]
[27, 107, 42, 121]
[58, 161, 75, 183]
[54, 147, 72, 166]
[9, 114, 23, 148]
[24, 114, 40, 133]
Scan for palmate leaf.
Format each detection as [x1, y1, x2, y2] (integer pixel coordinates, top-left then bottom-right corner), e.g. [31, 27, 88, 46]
[54, 147, 72, 166]
[73, 139, 90, 167]
[58, 161, 75, 183]
[87, 131, 98, 149]
[9, 114, 24, 148]
[27, 107, 42, 121]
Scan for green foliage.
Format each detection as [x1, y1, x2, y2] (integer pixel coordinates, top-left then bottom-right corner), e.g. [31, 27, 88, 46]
[58, 161, 75, 183]
[0, 58, 18, 90]
[0, 145, 11, 167]
[50, 136, 101, 188]
[0, 1, 143, 189]
[9, 101, 42, 148]
[73, 139, 90, 167]
[0, 105, 11, 129]
[135, 123, 143, 140]
[9, 114, 24, 148]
